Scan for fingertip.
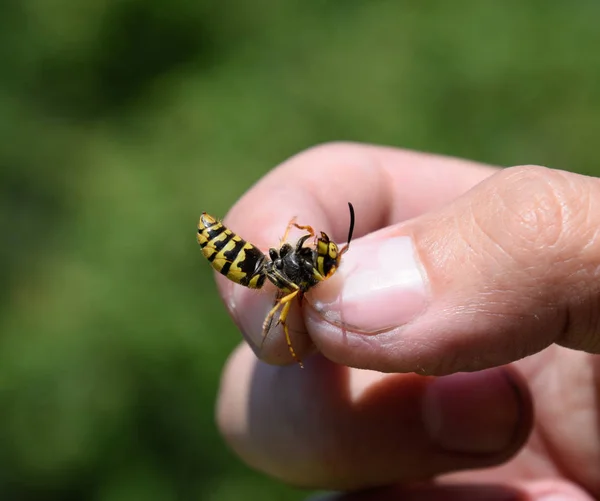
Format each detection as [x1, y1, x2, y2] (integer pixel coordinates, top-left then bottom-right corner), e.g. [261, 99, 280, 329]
[309, 232, 428, 335]
[304, 230, 433, 373]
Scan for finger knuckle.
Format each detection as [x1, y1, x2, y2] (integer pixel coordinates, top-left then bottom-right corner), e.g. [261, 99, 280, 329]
[476, 165, 600, 351]
[477, 165, 579, 264]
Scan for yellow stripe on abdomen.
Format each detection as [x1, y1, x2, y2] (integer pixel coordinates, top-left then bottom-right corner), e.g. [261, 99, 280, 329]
[197, 213, 267, 289]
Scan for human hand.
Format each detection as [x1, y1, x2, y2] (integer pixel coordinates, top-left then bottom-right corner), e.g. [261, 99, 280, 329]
[214, 143, 600, 500]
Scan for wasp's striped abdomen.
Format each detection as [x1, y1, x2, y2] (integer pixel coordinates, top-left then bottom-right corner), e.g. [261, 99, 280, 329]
[197, 213, 267, 288]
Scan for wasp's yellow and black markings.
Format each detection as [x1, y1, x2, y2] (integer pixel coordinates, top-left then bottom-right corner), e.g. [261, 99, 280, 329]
[197, 203, 356, 368]
[197, 213, 267, 289]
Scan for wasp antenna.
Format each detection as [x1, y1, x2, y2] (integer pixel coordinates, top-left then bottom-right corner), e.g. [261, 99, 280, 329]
[347, 202, 355, 245]
[340, 202, 355, 255]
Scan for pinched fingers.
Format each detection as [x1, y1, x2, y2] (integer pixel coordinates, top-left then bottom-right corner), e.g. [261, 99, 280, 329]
[215, 142, 496, 366]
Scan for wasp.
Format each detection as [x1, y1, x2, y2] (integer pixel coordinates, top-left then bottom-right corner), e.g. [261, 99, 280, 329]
[197, 203, 355, 367]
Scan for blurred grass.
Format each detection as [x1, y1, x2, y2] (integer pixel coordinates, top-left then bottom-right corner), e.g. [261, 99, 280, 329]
[1, 1, 599, 499]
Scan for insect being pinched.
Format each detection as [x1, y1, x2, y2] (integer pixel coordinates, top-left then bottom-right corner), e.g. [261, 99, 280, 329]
[196, 203, 355, 367]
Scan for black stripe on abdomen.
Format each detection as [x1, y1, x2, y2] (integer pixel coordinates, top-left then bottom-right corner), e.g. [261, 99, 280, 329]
[219, 238, 246, 276]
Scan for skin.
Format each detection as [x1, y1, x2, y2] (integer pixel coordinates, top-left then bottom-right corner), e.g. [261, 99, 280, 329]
[213, 143, 600, 501]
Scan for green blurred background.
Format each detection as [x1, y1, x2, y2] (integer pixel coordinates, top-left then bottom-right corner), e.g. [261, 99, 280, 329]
[1, 1, 599, 499]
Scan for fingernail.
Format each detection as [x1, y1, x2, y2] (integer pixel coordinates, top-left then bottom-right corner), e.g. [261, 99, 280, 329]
[311, 235, 428, 333]
[422, 369, 523, 454]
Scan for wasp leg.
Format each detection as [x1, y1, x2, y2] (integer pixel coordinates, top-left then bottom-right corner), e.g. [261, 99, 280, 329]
[291, 222, 318, 246]
[261, 289, 303, 367]
[292, 223, 316, 238]
[280, 217, 317, 244]
[278, 290, 302, 367]
[262, 290, 283, 338]
[280, 216, 298, 244]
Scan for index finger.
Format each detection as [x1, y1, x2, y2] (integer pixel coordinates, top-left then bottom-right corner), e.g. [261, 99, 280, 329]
[214, 142, 497, 365]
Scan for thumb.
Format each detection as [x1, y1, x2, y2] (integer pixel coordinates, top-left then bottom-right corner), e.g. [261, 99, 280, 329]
[309, 165, 600, 374]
